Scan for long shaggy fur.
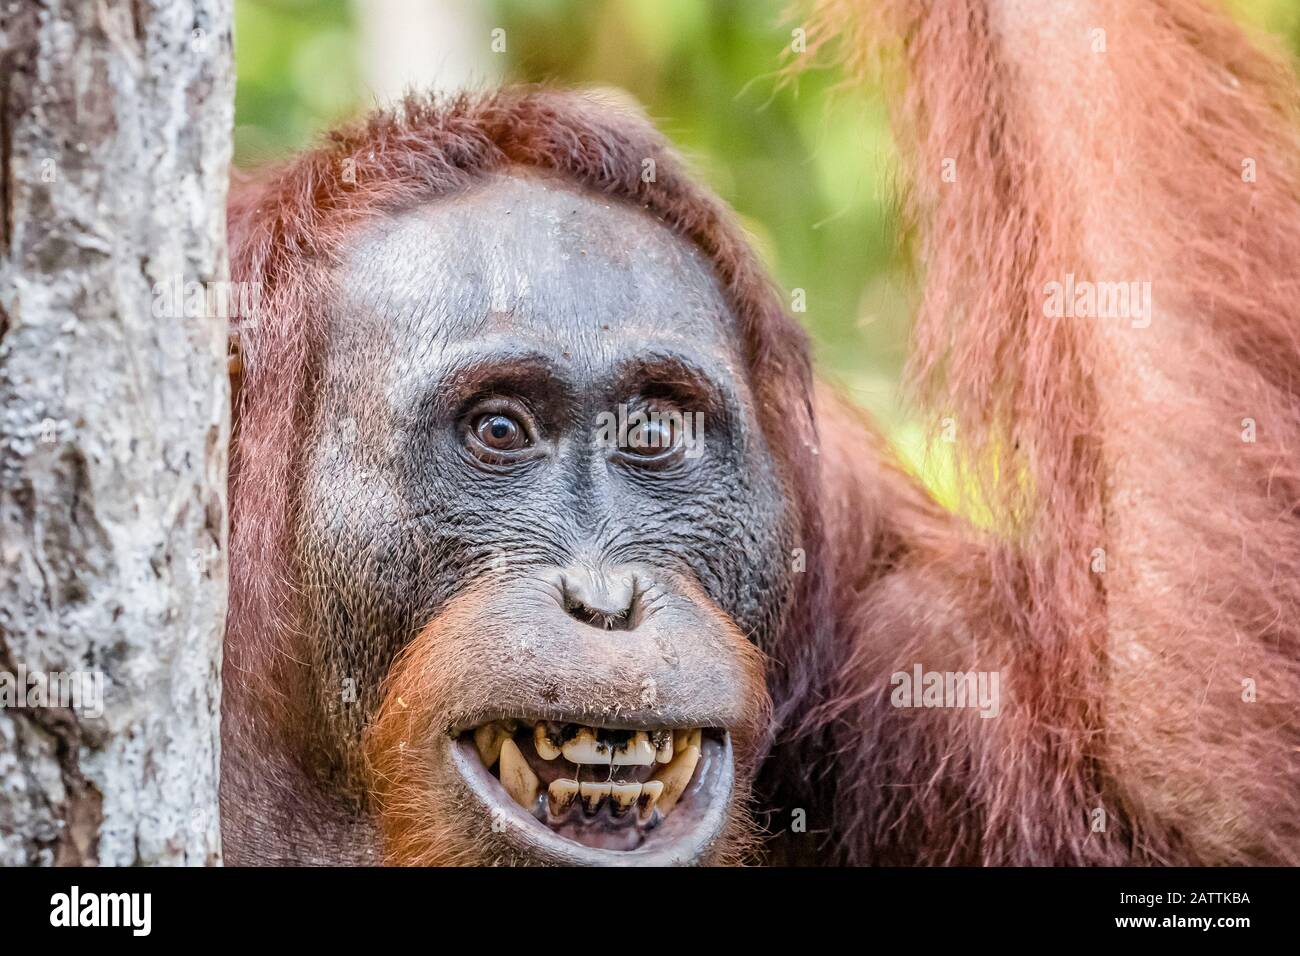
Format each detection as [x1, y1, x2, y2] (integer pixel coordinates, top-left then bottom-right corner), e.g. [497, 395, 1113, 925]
[795, 0, 1300, 864]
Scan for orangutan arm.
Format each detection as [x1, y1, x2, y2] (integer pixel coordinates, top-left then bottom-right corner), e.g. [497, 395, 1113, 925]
[806, 0, 1300, 865]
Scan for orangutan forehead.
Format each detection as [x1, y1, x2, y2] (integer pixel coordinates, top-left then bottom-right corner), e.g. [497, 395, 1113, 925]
[332, 170, 744, 367]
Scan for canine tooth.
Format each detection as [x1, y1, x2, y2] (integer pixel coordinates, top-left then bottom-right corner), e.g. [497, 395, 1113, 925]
[562, 727, 610, 765]
[534, 722, 561, 760]
[612, 731, 656, 766]
[673, 728, 702, 754]
[609, 782, 642, 815]
[499, 738, 539, 809]
[638, 780, 664, 820]
[651, 742, 700, 816]
[548, 778, 579, 816]
[579, 781, 612, 813]
[474, 721, 511, 767]
[652, 730, 674, 764]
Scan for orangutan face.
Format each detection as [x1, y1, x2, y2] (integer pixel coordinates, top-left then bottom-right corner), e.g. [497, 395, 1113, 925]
[294, 171, 792, 863]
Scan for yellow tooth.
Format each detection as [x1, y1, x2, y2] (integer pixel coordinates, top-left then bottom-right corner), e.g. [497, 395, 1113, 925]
[651, 742, 700, 816]
[474, 721, 511, 767]
[562, 727, 610, 765]
[652, 730, 674, 764]
[499, 738, 539, 810]
[637, 780, 664, 820]
[672, 728, 702, 754]
[534, 722, 561, 760]
[548, 778, 579, 816]
[613, 731, 656, 766]
[609, 781, 642, 815]
[578, 781, 612, 813]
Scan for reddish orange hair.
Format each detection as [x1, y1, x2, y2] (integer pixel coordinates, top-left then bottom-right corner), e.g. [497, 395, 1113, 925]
[798, 0, 1300, 864]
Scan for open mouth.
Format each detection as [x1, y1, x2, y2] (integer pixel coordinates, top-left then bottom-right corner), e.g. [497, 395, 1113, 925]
[454, 719, 733, 861]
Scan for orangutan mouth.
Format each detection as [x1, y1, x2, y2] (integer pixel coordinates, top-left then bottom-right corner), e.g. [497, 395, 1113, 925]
[459, 719, 732, 855]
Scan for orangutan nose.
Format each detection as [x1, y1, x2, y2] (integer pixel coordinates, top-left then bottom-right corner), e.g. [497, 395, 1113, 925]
[559, 566, 639, 631]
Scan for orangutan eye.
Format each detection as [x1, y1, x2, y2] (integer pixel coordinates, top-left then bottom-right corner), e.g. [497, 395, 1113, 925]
[472, 412, 529, 452]
[624, 415, 678, 456]
[609, 403, 692, 470]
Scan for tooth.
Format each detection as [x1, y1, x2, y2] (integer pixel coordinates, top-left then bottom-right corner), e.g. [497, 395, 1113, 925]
[652, 730, 674, 764]
[612, 731, 656, 766]
[578, 781, 611, 813]
[474, 721, 512, 767]
[673, 728, 702, 754]
[651, 739, 700, 816]
[609, 781, 642, 816]
[548, 778, 579, 816]
[534, 722, 561, 760]
[499, 738, 539, 810]
[562, 727, 611, 765]
[638, 780, 664, 820]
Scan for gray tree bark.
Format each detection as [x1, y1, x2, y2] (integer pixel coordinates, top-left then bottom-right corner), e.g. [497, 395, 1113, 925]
[0, 0, 232, 865]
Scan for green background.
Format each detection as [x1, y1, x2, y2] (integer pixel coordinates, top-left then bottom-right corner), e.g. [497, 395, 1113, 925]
[232, 0, 1300, 491]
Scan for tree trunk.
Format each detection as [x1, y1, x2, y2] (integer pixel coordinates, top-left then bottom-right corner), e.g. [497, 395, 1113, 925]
[0, 0, 232, 865]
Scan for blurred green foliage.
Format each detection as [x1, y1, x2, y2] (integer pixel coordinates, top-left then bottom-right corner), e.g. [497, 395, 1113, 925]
[233, 0, 1300, 493]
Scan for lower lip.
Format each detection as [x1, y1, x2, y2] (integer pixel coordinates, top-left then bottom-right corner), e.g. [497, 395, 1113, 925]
[448, 732, 736, 866]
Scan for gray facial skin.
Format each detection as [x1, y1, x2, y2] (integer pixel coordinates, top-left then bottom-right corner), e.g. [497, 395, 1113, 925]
[294, 170, 793, 799]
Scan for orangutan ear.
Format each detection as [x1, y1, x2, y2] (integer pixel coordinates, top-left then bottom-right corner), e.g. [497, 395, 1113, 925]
[227, 333, 243, 401]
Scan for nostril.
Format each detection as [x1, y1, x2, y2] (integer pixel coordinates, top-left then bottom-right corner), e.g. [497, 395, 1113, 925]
[564, 599, 632, 630]
[560, 573, 639, 631]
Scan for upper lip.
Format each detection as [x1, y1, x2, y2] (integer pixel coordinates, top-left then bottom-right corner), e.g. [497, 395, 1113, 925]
[446, 709, 731, 737]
